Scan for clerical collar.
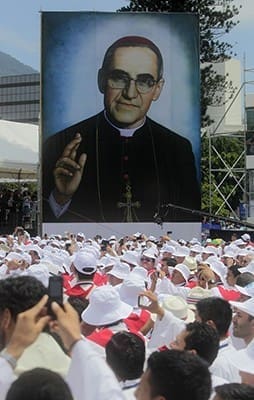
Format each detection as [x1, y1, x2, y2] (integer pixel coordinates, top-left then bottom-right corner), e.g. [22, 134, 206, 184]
[104, 110, 145, 137]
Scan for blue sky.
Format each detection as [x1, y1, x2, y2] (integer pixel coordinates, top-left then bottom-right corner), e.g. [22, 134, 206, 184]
[0, 0, 253, 88]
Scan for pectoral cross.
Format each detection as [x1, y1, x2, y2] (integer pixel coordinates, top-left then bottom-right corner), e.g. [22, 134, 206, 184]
[117, 183, 140, 222]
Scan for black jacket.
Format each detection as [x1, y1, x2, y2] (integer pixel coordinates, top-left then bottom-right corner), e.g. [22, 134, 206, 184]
[42, 111, 200, 222]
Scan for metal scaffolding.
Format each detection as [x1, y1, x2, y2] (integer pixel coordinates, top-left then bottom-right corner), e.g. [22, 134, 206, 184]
[206, 61, 254, 221]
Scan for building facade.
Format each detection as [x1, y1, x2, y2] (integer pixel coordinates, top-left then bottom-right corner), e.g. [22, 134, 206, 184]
[0, 73, 40, 124]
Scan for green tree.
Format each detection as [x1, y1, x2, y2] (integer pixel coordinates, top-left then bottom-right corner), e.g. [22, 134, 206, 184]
[201, 135, 245, 216]
[119, 0, 240, 127]
[119, 0, 242, 216]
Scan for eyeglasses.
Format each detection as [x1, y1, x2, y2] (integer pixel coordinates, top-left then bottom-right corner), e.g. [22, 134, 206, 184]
[140, 257, 154, 262]
[107, 69, 158, 94]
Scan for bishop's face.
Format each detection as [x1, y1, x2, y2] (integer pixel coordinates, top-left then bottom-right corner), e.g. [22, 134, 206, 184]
[103, 46, 164, 128]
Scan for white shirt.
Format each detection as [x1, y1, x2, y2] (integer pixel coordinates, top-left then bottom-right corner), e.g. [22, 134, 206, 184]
[147, 309, 185, 350]
[67, 339, 125, 400]
[210, 337, 241, 383]
[0, 357, 15, 400]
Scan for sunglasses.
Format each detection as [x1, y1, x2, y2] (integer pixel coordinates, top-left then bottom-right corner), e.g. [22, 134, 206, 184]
[141, 257, 155, 262]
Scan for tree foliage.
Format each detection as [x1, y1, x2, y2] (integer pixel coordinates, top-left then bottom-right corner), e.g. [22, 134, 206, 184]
[201, 135, 245, 216]
[119, 0, 243, 217]
[119, 0, 241, 127]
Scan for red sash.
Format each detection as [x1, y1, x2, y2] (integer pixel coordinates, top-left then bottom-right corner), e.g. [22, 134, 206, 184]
[87, 328, 114, 347]
[124, 309, 150, 332]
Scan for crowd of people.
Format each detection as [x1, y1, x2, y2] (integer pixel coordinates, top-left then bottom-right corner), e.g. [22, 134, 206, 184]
[0, 188, 37, 231]
[0, 227, 254, 400]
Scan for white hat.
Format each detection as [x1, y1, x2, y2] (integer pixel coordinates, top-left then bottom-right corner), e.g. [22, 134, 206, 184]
[119, 276, 146, 307]
[189, 237, 200, 245]
[239, 261, 254, 275]
[21, 252, 32, 265]
[202, 246, 217, 255]
[173, 263, 191, 282]
[189, 244, 203, 254]
[235, 282, 254, 298]
[234, 239, 246, 247]
[77, 232, 85, 238]
[221, 250, 236, 259]
[109, 235, 117, 241]
[130, 266, 148, 280]
[241, 233, 251, 242]
[26, 263, 50, 287]
[230, 297, 254, 318]
[147, 235, 157, 242]
[27, 245, 42, 258]
[160, 245, 175, 254]
[81, 286, 132, 325]
[186, 287, 212, 309]
[142, 248, 158, 260]
[183, 256, 198, 272]
[230, 339, 254, 374]
[73, 252, 97, 274]
[0, 249, 6, 259]
[237, 249, 249, 257]
[133, 232, 142, 238]
[120, 251, 139, 267]
[161, 295, 195, 322]
[107, 262, 130, 280]
[81, 245, 100, 259]
[97, 255, 117, 269]
[208, 258, 227, 281]
[173, 246, 190, 258]
[5, 252, 23, 261]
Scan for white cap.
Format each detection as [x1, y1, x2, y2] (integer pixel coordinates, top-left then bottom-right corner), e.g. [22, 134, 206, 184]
[189, 244, 203, 254]
[207, 258, 227, 281]
[241, 233, 251, 242]
[142, 248, 158, 260]
[239, 261, 254, 275]
[230, 297, 254, 318]
[234, 239, 246, 247]
[173, 263, 191, 282]
[189, 237, 200, 245]
[5, 252, 23, 261]
[160, 245, 175, 254]
[221, 250, 236, 259]
[73, 252, 97, 274]
[202, 246, 217, 255]
[173, 246, 189, 258]
[26, 263, 50, 287]
[120, 251, 139, 267]
[235, 282, 254, 298]
[77, 232, 85, 238]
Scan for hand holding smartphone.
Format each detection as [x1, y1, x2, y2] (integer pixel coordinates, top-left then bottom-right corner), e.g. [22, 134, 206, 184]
[47, 275, 63, 318]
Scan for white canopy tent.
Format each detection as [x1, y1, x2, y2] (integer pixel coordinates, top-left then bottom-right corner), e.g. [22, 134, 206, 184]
[0, 119, 39, 181]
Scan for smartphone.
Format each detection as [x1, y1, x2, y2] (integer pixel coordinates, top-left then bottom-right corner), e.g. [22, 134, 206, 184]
[138, 295, 151, 307]
[47, 275, 63, 318]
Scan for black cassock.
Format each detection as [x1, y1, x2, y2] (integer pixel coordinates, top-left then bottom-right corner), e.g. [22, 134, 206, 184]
[42, 112, 200, 222]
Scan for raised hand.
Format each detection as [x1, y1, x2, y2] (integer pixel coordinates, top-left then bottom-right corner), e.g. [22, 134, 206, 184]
[53, 133, 87, 204]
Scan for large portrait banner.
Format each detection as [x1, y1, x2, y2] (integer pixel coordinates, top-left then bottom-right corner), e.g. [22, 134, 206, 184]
[41, 11, 200, 227]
